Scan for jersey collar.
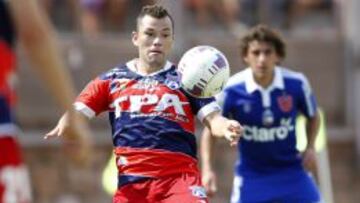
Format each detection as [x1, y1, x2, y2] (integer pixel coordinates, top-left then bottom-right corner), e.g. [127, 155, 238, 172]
[245, 66, 284, 93]
[126, 59, 173, 76]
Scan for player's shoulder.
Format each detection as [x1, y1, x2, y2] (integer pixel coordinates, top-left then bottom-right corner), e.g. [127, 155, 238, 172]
[278, 66, 309, 85]
[162, 63, 177, 75]
[98, 63, 130, 80]
[225, 68, 249, 89]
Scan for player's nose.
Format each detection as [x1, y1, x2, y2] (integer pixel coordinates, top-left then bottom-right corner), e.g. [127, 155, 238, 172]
[153, 36, 163, 46]
[258, 53, 267, 61]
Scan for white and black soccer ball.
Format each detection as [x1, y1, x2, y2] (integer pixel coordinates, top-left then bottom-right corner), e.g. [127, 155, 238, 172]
[177, 45, 230, 98]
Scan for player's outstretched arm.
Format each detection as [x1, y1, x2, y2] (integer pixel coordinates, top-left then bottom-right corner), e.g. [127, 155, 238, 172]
[204, 111, 243, 146]
[45, 111, 92, 166]
[200, 127, 217, 197]
[45, 111, 83, 139]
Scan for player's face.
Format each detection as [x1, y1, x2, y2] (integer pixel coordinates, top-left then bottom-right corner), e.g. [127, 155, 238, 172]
[132, 15, 174, 68]
[244, 40, 279, 79]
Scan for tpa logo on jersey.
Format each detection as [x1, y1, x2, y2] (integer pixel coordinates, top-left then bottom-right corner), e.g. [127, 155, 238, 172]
[112, 93, 189, 118]
[189, 186, 207, 198]
[277, 94, 293, 113]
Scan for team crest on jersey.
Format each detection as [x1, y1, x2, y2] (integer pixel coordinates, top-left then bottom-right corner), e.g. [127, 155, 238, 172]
[262, 109, 274, 126]
[164, 72, 181, 90]
[189, 186, 207, 198]
[277, 94, 293, 113]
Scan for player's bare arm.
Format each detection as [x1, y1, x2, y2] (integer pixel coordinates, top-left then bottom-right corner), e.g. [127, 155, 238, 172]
[45, 110, 92, 165]
[305, 111, 320, 150]
[204, 111, 242, 146]
[45, 111, 88, 139]
[303, 111, 320, 171]
[200, 127, 218, 197]
[9, 0, 77, 111]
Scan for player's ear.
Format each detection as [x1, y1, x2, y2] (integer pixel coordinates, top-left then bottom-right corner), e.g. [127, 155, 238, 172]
[132, 31, 139, 46]
[274, 54, 281, 64]
[243, 55, 249, 64]
[170, 35, 174, 48]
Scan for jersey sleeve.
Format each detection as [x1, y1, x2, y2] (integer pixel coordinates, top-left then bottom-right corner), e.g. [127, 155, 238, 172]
[217, 88, 233, 118]
[185, 92, 221, 122]
[297, 74, 318, 118]
[74, 77, 110, 118]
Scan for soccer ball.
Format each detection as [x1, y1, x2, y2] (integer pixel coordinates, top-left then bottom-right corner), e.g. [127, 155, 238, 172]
[177, 45, 230, 98]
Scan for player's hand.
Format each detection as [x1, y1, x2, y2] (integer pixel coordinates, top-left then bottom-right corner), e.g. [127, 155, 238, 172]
[302, 147, 317, 171]
[205, 112, 243, 145]
[201, 168, 217, 197]
[45, 113, 71, 139]
[45, 112, 93, 166]
[223, 120, 243, 146]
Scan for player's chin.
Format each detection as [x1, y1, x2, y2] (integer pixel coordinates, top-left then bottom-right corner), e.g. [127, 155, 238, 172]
[254, 69, 268, 77]
[149, 57, 165, 67]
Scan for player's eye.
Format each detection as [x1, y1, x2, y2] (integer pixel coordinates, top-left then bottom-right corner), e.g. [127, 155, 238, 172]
[145, 32, 154, 37]
[252, 50, 260, 56]
[264, 49, 273, 55]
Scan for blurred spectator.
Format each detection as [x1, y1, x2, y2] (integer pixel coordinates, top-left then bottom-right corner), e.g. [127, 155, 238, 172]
[80, 0, 126, 38]
[79, 0, 155, 38]
[290, 0, 333, 23]
[239, 0, 292, 29]
[239, 0, 333, 30]
[185, 0, 240, 30]
[38, 0, 79, 30]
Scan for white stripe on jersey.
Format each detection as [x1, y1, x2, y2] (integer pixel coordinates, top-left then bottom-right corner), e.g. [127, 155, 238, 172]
[197, 101, 221, 123]
[0, 123, 19, 137]
[74, 102, 96, 119]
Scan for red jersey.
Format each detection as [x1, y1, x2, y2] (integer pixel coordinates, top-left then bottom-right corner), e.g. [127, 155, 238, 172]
[0, 0, 18, 136]
[75, 60, 220, 187]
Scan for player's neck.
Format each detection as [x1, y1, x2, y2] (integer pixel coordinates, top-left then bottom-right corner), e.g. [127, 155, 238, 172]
[135, 59, 165, 75]
[254, 72, 274, 89]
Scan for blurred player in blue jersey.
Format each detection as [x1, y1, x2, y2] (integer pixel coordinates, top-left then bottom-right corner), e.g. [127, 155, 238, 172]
[45, 4, 242, 203]
[0, 0, 91, 202]
[201, 25, 322, 203]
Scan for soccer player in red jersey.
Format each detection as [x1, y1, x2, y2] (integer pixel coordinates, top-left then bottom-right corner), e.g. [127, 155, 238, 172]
[46, 4, 243, 203]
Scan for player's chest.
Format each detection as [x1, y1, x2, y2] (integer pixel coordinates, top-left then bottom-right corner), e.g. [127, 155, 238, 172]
[232, 90, 297, 124]
[108, 76, 190, 115]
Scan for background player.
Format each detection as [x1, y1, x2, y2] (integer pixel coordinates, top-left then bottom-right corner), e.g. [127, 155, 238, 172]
[45, 4, 242, 203]
[201, 24, 322, 203]
[0, 0, 91, 202]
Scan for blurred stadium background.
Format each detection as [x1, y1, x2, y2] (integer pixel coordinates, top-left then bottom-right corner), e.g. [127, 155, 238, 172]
[15, 0, 360, 202]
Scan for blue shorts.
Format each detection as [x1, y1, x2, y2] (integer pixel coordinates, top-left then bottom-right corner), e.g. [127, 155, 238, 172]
[230, 169, 321, 203]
